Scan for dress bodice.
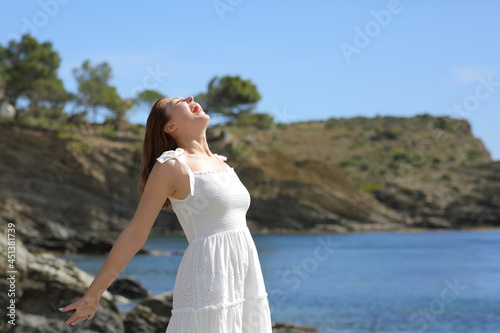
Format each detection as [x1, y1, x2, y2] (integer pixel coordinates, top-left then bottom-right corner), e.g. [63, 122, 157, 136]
[156, 148, 251, 243]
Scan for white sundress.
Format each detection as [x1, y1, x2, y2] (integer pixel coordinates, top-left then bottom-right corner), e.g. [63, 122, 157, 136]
[156, 148, 272, 333]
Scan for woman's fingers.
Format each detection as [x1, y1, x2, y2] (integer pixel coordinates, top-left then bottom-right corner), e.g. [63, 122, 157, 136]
[60, 296, 99, 325]
[64, 311, 95, 325]
[67, 315, 86, 325]
[65, 315, 78, 325]
[59, 303, 75, 312]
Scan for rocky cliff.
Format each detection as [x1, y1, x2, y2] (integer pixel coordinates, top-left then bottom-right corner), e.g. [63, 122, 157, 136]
[0, 115, 498, 256]
[1, 115, 498, 332]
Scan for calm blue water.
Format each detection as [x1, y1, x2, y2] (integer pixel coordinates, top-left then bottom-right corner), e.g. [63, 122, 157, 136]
[60, 229, 500, 333]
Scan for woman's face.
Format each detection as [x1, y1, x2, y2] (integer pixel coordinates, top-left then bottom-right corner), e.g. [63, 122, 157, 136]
[164, 96, 209, 133]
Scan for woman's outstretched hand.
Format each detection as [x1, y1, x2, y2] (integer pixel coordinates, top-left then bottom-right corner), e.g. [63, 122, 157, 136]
[59, 295, 100, 326]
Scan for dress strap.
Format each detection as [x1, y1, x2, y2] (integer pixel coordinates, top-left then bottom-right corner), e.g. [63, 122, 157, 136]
[214, 153, 227, 161]
[156, 148, 195, 196]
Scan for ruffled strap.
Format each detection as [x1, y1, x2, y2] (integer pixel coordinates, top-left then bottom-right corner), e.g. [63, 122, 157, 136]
[214, 153, 227, 161]
[155, 149, 229, 197]
[156, 148, 195, 196]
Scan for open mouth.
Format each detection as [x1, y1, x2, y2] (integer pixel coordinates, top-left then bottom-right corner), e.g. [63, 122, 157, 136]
[192, 104, 202, 114]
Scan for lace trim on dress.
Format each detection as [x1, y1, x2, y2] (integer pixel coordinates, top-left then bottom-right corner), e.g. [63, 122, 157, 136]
[192, 167, 234, 175]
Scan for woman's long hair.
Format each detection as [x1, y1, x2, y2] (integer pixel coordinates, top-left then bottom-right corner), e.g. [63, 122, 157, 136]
[140, 98, 178, 209]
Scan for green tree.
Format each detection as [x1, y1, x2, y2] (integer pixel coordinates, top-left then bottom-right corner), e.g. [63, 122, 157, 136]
[0, 34, 68, 117]
[135, 89, 166, 106]
[106, 97, 135, 131]
[72, 60, 120, 123]
[0, 72, 5, 99]
[197, 75, 261, 120]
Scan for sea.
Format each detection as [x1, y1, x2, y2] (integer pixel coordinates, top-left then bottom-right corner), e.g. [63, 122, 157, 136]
[60, 228, 500, 333]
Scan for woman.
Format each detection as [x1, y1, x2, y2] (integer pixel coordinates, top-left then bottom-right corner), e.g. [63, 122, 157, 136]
[59, 96, 273, 332]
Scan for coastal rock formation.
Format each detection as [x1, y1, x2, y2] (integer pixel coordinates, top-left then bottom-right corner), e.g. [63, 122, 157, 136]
[0, 227, 123, 332]
[123, 291, 173, 333]
[0, 122, 408, 255]
[374, 161, 500, 229]
[109, 277, 151, 299]
[272, 322, 319, 332]
[0, 117, 499, 258]
[233, 148, 411, 232]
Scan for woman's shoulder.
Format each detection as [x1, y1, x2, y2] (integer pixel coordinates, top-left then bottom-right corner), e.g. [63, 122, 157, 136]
[156, 147, 185, 164]
[152, 149, 185, 181]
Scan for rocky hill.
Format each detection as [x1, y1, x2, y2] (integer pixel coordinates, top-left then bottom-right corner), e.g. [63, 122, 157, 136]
[223, 114, 499, 230]
[1, 115, 498, 332]
[0, 114, 499, 255]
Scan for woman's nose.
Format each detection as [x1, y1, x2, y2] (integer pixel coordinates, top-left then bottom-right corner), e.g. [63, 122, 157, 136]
[186, 96, 193, 103]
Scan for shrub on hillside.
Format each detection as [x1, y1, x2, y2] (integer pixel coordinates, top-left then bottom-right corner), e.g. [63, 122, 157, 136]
[371, 127, 401, 140]
[466, 149, 483, 162]
[235, 112, 274, 129]
[433, 117, 455, 131]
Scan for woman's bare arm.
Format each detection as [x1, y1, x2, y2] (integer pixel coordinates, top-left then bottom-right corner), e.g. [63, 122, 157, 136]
[59, 160, 178, 326]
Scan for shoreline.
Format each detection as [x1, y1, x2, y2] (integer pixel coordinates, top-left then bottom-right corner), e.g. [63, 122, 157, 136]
[32, 225, 499, 257]
[147, 224, 500, 238]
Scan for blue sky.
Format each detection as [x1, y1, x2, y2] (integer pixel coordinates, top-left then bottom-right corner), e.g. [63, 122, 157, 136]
[1, 0, 499, 160]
